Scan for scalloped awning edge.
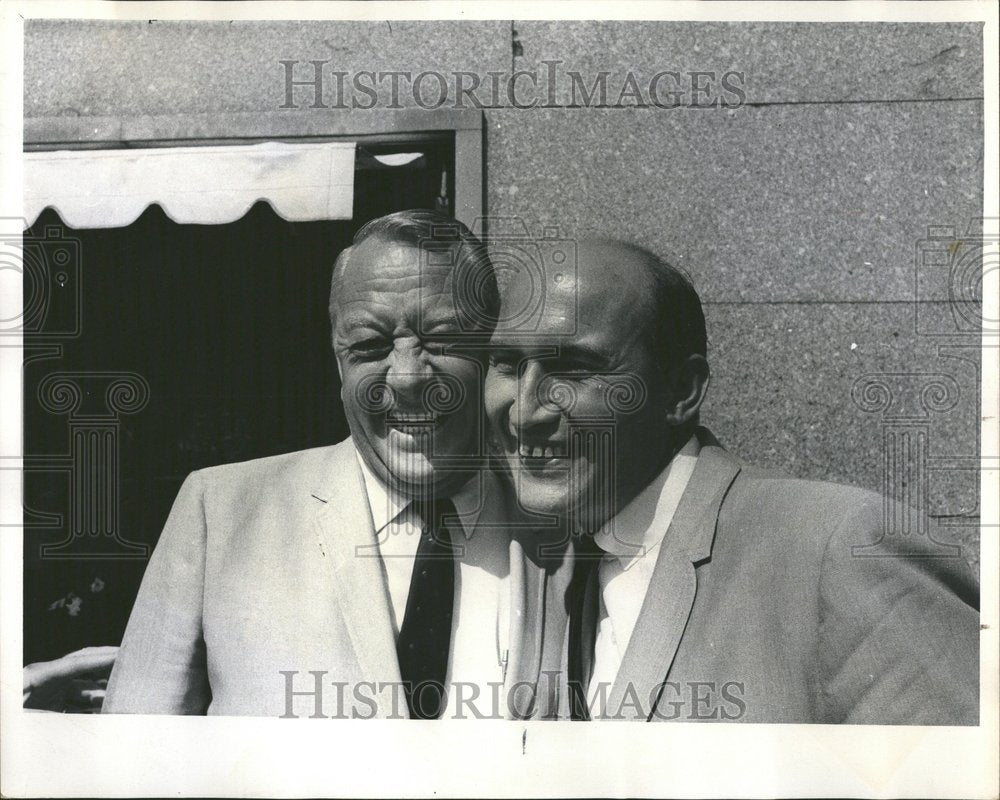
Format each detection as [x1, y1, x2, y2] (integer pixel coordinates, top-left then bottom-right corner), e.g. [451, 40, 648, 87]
[24, 141, 356, 229]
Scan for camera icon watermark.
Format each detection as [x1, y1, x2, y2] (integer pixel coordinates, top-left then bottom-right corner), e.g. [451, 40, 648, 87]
[914, 218, 998, 338]
[416, 216, 578, 338]
[483, 217, 578, 337]
[0, 219, 82, 340]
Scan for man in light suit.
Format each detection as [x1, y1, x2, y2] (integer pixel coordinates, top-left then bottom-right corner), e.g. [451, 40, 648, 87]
[103, 210, 571, 718]
[484, 238, 979, 723]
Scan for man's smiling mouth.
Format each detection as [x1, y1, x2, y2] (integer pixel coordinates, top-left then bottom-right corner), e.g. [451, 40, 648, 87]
[385, 411, 443, 438]
[387, 411, 437, 422]
[505, 436, 573, 471]
[517, 441, 568, 459]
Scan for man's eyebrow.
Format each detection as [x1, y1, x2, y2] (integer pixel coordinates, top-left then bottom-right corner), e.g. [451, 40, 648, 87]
[421, 315, 461, 332]
[338, 317, 385, 334]
[489, 340, 611, 365]
[550, 342, 614, 367]
[488, 338, 538, 353]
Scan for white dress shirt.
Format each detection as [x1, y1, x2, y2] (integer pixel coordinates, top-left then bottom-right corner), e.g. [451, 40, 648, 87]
[587, 434, 700, 715]
[355, 451, 510, 717]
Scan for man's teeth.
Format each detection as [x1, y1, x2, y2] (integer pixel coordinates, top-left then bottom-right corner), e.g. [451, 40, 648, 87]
[517, 443, 566, 458]
[388, 414, 438, 430]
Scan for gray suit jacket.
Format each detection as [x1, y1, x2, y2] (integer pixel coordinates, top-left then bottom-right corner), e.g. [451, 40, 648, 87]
[552, 428, 979, 724]
[103, 439, 572, 717]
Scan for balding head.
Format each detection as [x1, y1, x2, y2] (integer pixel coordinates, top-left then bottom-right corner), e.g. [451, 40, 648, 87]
[495, 236, 706, 370]
[575, 237, 706, 368]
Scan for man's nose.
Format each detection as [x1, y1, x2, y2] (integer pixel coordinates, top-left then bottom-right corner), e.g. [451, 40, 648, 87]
[511, 362, 563, 432]
[385, 346, 432, 406]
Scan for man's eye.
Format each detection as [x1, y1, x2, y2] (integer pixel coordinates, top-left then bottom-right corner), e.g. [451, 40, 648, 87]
[423, 339, 453, 356]
[553, 358, 605, 376]
[350, 340, 391, 359]
[488, 353, 518, 373]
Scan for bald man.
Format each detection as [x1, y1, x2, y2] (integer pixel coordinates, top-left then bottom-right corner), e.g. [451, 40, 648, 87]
[484, 238, 979, 724]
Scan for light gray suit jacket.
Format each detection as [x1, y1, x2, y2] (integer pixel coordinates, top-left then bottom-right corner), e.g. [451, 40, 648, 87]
[554, 428, 980, 724]
[103, 439, 572, 717]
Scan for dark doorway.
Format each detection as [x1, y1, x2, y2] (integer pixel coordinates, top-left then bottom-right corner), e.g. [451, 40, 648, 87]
[23, 141, 454, 663]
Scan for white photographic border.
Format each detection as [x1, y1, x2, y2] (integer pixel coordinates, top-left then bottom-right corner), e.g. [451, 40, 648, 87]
[1, 2, 996, 797]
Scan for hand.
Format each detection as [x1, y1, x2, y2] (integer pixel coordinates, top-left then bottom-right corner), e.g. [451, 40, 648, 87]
[23, 646, 119, 713]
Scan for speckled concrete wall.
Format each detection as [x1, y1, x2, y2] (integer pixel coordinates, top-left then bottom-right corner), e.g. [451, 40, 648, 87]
[25, 20, 513, 115]
[493, 21, 983, 565]
[24, 19, 985, 563]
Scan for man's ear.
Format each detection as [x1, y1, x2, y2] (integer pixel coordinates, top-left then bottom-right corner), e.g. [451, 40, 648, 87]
[333, 353, 344, 399]
[664, 354, 710, 426]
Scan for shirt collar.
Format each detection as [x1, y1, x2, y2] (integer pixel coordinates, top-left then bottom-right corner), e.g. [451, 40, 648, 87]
[592, 433, 701, 569]
[354, 447, 487, 540]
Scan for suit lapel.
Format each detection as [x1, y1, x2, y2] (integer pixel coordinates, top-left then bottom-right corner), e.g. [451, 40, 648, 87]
[505, 514, 578, 719]
[502, 533, 541, 719]
[606, 435, 741, 720]
[505, 518, 573, 719]
[310, 443, 403, 698]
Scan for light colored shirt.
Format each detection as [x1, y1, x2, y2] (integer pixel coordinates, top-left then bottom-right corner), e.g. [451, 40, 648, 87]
[588, 434, 701, 715]
[355, 451, 510, 716]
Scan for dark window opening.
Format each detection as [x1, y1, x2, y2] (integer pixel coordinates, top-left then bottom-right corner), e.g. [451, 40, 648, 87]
[23, 140, 454, 663]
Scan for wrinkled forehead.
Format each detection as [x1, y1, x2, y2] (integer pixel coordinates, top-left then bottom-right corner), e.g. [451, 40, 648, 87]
[333, 237, 492, 332]
[337, 237, 457, 290]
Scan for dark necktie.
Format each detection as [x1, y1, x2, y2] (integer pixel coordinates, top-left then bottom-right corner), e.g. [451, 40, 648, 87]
[567, 535, 603, 721]
[396, 497, 458, 720]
